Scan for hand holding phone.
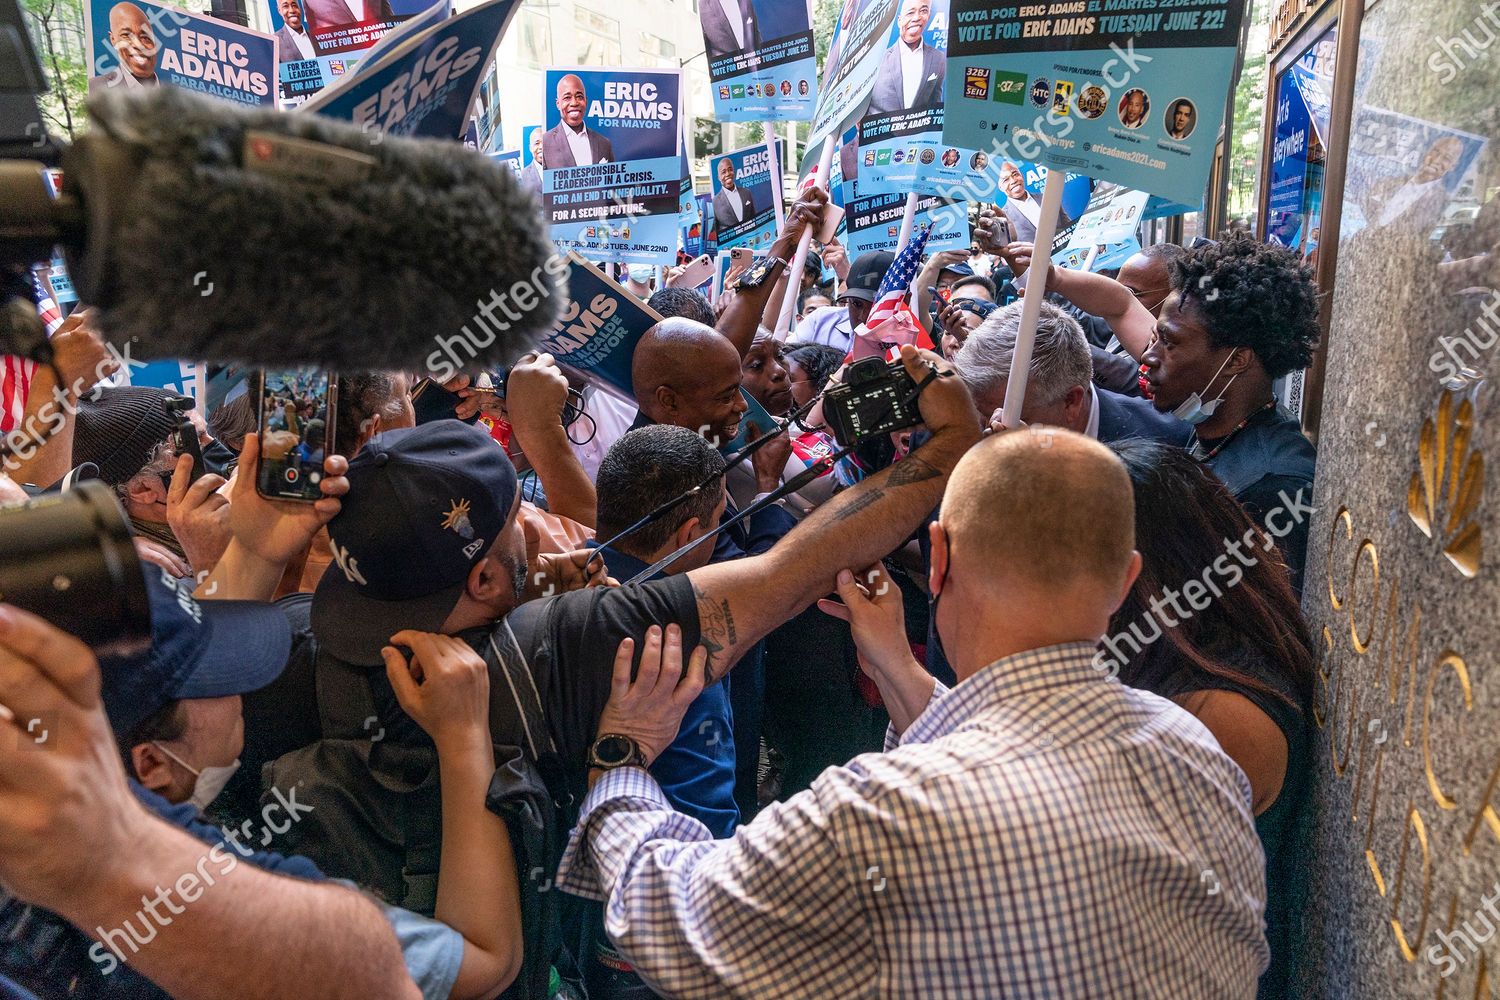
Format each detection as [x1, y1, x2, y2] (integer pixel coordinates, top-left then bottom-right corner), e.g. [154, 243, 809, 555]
[256, 369, 337, 503]
[673, 254, 714, 289]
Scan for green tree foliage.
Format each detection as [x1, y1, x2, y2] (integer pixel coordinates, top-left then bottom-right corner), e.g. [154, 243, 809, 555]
[22, 0, 89, 142]
[1228, 0, 1269, 221]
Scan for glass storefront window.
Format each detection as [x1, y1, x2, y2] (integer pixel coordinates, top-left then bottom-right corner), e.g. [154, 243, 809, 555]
[575, 7, 622, 66]
[516, 9, 553, 69]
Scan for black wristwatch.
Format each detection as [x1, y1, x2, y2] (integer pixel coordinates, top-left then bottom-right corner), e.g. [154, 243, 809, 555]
[733, 255, 788, 290]
[588, 733, 647, 772]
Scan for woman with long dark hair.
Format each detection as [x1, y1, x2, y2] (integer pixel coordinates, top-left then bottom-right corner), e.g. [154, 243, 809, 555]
[1107, 439, 1314, 997]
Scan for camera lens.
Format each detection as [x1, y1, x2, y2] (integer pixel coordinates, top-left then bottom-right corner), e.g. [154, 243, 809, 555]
[0, 481, 152, 655]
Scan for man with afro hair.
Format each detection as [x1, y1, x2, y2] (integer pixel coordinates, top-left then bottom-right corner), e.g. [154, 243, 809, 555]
[1007, 232, 1320, 592]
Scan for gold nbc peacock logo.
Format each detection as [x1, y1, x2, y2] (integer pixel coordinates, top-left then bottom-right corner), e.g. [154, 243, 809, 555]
[1406, 390, 1484, 577]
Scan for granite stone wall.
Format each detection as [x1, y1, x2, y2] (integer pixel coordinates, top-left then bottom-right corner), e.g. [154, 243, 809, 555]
[1297, 0, 1500, 995]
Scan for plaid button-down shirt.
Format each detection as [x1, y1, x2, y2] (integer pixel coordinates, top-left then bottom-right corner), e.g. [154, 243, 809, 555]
[558, 642, 1269, 998]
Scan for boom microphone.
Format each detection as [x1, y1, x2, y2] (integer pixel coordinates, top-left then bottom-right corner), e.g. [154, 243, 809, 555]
[1, 84, 563, 372]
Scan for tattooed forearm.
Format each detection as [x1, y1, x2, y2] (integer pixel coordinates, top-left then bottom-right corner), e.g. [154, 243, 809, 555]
[829, 488, 885, 523]
[827, 458, 940, 524]
[693, 581, 738, 679]
[886, 456, 941, 488]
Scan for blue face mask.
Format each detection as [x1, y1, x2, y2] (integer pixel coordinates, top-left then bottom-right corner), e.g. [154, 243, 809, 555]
[627, 265, 654, 285]
[1171, 351, 1237, 426]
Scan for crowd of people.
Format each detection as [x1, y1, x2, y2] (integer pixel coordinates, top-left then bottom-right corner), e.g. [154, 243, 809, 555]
[0, 185, 1325, 999]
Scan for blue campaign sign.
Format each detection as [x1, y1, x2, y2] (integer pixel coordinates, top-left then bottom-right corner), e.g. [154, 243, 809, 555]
[811, 0, 901, 147]
[709, 140, 784, 252]
[1064, 184, 1147, 249]
[1342, 105, 1486, 239]
[1143, 194, 1197, 219]
[535, 254, 664, 399]
[721, 389, 780, 453]
[302, 0, 517, 139]
[266, 0, 449, 107]
[851, 0, 957, 197]
[679, 143, 700, 231]
[85, 0, 277, 106]
[541, 67, 683, 265]
[489, 148, 522, 179]
[117, 359, 204, 403]
[702, 0, 817, 122]
[943, 0, 1245, 203]
[843, 192, 968, 257]
[1052, 236, 1139, 272]
[521, 124, 543, 165]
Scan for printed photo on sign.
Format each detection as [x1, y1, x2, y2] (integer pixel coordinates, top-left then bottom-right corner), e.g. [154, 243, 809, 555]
[811, 0, 899, 147]
[852, 0, 951, 197]
[542, 67, 683, 265]
[302, 0, 515, 140]
[266, 0, 446, 105]
[942, 0, 1245, 201]
[701, 0, 816, 122]
[518, 124, 544, 193]
[1342, 106, 1485, 241]
[86, 0, 277, 106]
[710, 140, 784, 252]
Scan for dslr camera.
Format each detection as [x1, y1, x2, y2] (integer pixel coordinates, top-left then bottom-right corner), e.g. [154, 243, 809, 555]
[821, 356, 923, 447]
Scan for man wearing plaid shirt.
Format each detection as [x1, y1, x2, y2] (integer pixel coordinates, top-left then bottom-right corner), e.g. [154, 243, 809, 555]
[559, 428, 1269, 999]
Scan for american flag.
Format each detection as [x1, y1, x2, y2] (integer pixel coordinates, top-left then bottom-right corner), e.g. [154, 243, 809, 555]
[0, 272, 59, 433]
[846, 223, 938, 360]
[865, 222, 934, 329]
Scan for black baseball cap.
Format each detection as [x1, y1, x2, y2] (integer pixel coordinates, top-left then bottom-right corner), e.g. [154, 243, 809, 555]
[312, 420, 519, 665]
[100, 569, 292, 737]
[839, 251, 895, 304]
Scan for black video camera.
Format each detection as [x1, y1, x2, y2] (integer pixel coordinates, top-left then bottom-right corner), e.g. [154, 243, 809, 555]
[821, 356, 923, 448]
[0, 482, 152, 655]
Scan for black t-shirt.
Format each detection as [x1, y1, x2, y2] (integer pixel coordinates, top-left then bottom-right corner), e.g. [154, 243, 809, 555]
[501, 574, 702, 788]
[239, 575, 703, 809]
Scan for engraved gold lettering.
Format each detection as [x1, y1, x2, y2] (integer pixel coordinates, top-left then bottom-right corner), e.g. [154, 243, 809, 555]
[1350, 539, 1380, 654]
[1423, 651, 1473, 812]
[1390, 804, 1433, 962]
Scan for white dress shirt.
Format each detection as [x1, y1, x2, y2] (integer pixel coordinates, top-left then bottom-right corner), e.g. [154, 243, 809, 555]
[899, 41, 924, 107]
[565, 125, 596, 166]
[1085, 384, 1101, 440]
[718, 0, 746, 48]
[726, 188, 745, 222]
[287, 27, 316, 59]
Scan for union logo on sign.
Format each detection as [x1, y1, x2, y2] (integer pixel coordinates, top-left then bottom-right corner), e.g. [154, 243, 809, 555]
[963, 67, 990, 99]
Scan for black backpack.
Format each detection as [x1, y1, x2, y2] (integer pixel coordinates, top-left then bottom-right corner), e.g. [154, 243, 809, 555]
[263, 619, 582, 999]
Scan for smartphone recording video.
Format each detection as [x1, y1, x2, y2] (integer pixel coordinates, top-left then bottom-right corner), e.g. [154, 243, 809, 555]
[256, 368, 337, 502]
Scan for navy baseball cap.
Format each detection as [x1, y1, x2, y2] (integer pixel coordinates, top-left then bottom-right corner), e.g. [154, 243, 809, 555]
[312, 420, 519, 665]
[100, 568, 292, 737]
[939, 261, 975, 279]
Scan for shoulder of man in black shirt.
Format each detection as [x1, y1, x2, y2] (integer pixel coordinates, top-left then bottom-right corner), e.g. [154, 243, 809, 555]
[241, 576, 701, 802]
[506, 575, 701, 793]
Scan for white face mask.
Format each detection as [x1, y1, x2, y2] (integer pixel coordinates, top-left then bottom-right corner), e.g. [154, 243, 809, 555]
[153, 741, 241, 812]
[1171, 351, 1238, 426]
